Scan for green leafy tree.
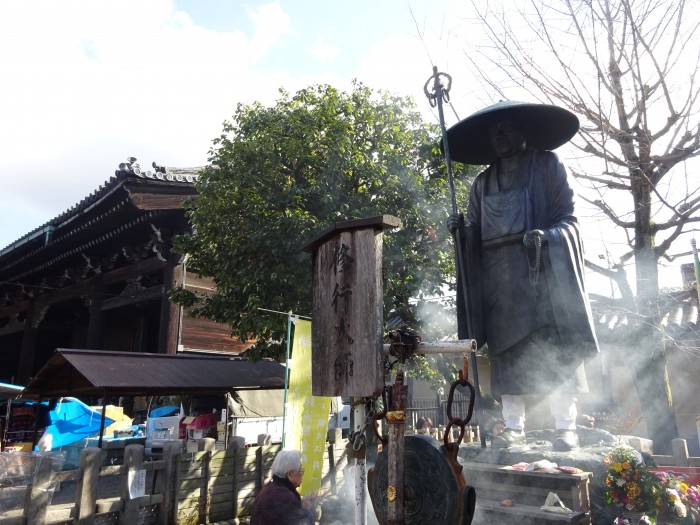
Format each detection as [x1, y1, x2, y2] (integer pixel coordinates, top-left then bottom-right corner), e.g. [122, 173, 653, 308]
[172, 82, 476, 360]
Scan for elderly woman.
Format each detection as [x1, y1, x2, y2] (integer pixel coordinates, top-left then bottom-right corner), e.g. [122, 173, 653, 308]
[250, 449, 317, 525]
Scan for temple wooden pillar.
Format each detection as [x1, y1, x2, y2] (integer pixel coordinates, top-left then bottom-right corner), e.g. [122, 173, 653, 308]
[17, 300, 38, 384]
[86, 275, 105, 349]
[134, 318, 149, 353]
[157, 254, 181, 354]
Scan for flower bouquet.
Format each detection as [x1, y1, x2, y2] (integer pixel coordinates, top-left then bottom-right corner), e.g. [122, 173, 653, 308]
[605, 445, 658, 522]
[653, 470, 700, 524]
[605, 444, 700, 524]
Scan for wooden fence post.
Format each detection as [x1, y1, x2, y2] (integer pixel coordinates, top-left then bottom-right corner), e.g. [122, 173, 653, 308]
[23, 452, 55, 525]
[327, 443, 337, 496]
[172, 447, 184, 525]
[198, 438, 214, 523]
[77, 447, 102, 525]
[159, 441, 180, 525]
[119, 444, 144, 525]
[197, 437, 215, 452]
[232, 447, 240, 519]
[255, 446, 264, 492]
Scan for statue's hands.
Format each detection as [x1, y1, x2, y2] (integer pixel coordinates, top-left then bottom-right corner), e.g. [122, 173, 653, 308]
[448, 212, 464, 235]
[523, 229, 545, 248]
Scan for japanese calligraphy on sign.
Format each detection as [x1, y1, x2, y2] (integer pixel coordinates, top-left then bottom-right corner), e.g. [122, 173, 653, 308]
[301, 215, 400, 397]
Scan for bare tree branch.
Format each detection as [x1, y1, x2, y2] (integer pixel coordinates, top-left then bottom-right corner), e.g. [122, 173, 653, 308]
[585, 257, 635, 299]
[571, 168, 631, 190]
[579, 193, 636, 228]
[466, 0, 699, 287]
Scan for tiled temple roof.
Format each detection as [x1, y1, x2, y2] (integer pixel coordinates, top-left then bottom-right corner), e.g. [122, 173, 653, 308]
[592, 289, 699, 347]
[0, 158, 203, 255]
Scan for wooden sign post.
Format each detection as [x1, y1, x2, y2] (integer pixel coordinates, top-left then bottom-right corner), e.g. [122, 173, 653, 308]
[301, 215, 401, 397]
[303, 214, 400, 525]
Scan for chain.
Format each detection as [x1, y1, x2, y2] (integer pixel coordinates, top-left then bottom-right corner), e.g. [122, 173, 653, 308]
[444, 371, 475, 448]
[527, 234, 542, 288]
[348, 397, 378, 451]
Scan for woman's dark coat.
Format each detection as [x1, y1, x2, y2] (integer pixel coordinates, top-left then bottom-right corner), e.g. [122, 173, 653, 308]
[250, 475, 315, 525]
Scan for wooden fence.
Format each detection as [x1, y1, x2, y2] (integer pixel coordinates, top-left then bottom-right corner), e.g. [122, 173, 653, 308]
[0, 445, 167, 525]
[173, 443, 279, 524]
[0, 436, 349, 525]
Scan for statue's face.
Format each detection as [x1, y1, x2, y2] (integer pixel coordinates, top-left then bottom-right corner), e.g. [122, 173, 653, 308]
[488, 120, 527, 158]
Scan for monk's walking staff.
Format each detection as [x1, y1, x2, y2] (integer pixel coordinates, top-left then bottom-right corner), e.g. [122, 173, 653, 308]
[424, 66, 486, 447]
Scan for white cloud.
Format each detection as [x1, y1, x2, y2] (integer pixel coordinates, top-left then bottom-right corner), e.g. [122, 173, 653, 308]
[0, 0, 294, 248]
[246, 2, 291, 63]
[311, 33, 340, 65]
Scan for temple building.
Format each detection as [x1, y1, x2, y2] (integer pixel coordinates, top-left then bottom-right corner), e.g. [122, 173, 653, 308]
[0, 159, 250, 385]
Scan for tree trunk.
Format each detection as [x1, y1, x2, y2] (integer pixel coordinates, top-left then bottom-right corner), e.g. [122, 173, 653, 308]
[631, 176, 678, 454]
[631, 325, 677, 454]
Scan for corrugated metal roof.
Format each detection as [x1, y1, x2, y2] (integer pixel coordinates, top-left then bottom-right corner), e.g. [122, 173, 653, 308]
[21, 349, 286, 398]
[0, 381, 24, 398]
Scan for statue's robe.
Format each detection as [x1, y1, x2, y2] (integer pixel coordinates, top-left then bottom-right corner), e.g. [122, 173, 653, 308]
[457, 149, 599, 396]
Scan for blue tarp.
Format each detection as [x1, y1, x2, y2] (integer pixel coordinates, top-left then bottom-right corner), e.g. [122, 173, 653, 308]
[150, 405, 180, 418]
[43, 397, 114, 449]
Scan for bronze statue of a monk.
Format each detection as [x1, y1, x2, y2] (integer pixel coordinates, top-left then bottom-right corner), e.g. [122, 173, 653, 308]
[447, 101, 599, 451]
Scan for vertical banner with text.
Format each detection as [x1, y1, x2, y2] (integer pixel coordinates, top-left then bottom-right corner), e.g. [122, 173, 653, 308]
[285, 319, 330, 496]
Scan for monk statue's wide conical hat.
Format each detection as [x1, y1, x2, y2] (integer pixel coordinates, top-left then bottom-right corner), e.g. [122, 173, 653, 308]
[445, 101, 579, 165]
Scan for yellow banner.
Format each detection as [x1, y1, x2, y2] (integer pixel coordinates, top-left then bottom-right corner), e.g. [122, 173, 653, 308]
[285, 319, 331, 496]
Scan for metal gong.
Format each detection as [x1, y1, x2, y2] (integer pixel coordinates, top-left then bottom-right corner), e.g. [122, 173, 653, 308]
[368, 434, 476, 524]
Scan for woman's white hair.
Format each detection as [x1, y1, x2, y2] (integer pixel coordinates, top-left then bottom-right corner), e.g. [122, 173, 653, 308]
[271, 449, 302, 477]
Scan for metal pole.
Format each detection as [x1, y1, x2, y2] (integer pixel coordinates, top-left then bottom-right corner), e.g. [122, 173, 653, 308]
[382, 340, 476, 355]
[98, 390, 108, 448]
[386, 373, 408, 525]
[281, 312, 294, 448]
[692, 238, 700, 305]
[256, 307, 311, 448]
[353, 399, 367, 525]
